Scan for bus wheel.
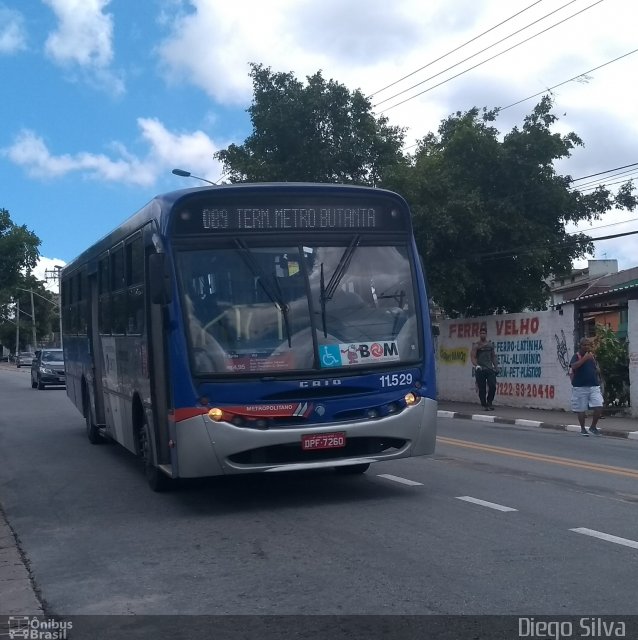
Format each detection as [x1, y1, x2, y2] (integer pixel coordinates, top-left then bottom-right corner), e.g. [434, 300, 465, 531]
[139, 420, 172, 492]
[335, 463, 370, 475]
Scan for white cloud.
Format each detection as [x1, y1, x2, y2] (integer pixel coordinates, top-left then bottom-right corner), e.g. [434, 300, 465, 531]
[152, 0, 638, 158]
[0, 6, 27, 54]
[44, 0, 113, 66]
[2, 120, 224, 186]
[43, 0, 124, 95]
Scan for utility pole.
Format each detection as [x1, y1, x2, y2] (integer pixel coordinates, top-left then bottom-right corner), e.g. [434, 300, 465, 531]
[30, 290, 37, 349]
[15, 299, 20, 356]
[45, 265, 64, 348]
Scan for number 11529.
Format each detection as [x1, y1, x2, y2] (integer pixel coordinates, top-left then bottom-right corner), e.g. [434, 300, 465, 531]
[379, 373, 413, 387]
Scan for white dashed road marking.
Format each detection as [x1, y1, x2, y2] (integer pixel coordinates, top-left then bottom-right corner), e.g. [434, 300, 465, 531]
[456, 496, 518, 512]
[570, 528, 638, 550]
[377, 474, 423, 486]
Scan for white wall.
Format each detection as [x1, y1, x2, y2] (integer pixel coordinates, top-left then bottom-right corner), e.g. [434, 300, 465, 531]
[628, 299, 638, 417]
[435, 307, 576, 410]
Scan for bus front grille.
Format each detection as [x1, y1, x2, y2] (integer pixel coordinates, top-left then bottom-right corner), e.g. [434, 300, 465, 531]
[228, 437, 406, 465]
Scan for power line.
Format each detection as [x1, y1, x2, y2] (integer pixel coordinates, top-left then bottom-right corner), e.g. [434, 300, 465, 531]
[369, 0, 546, 98]
[500, 47, 638, 110]
[400, 50, 638, 154]
[576, 175, 638, 194]
[377, 0, 604, 113]
[566, 217, 638, 233]
[570, 161, 638, 183]
[473, 228, 638, 261]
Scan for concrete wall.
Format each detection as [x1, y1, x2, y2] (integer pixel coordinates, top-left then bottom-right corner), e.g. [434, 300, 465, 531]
[436, 302, 638, 416]
[435, 307, 577, 410]
[628, 300, 638, 417]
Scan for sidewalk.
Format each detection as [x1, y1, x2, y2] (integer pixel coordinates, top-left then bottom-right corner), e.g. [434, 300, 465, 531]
[0, 509, 43, 616]
[437, 400, 638, 440]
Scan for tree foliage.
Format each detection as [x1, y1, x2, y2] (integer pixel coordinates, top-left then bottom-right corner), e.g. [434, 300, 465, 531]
[391, 97, 636, 316]
[594, 324, 629, 409]
[0, 208, 44, 352]
[0, 208, 40, 292]
[215, 64, 406, 184]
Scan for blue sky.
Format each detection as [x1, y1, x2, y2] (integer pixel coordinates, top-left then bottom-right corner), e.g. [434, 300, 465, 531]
[1, 0, 637, 290]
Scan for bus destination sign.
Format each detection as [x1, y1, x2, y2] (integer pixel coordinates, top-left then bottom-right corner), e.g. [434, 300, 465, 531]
[204, 206, 377, 230]
[174, 201, 408, 234]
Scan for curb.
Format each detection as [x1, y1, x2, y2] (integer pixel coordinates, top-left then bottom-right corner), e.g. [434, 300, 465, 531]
[437, 410, 638, 440]
[0, 507, 44, 616]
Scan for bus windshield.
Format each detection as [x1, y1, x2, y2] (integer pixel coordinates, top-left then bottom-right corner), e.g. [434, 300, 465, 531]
[177, 240, 420, 375]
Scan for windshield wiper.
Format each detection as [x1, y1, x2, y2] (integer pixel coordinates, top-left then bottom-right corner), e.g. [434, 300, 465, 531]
[319, 235, 360, 337]
[234, 240, 292, 347]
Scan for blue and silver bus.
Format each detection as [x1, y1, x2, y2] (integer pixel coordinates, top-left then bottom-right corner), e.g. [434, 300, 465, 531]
[62, 183, 437, 491]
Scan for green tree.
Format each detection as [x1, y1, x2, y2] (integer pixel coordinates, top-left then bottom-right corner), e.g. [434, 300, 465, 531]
[0, 208, 40, 291]
[0, 207, 42, 351]
[394, 97, 636, 316]
[215, 64, 406, 184]
[594, 324, 629, 409]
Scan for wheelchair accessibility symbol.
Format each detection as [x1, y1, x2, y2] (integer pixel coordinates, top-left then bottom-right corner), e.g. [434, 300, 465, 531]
[320, 345, 341, 368]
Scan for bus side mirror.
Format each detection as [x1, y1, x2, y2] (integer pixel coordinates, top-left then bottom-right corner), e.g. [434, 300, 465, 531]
[149, 253, 172, 305]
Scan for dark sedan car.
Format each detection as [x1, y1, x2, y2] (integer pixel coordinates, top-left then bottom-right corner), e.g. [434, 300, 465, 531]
[31, 348, 66, 389]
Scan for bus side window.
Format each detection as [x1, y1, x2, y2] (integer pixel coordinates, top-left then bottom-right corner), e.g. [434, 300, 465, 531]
[126, 237, 145, 334]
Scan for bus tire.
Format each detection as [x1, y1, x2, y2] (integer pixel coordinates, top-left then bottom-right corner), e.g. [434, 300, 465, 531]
[139, 420, 172, 493]
[335, 463, 370, 475]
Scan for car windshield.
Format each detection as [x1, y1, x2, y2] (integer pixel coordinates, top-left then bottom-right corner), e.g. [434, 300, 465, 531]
[177, 242, 421, 375]
[41, 351, 64, 362]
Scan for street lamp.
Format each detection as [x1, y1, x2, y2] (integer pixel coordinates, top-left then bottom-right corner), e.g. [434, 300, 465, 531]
[172, 168, 217, 186]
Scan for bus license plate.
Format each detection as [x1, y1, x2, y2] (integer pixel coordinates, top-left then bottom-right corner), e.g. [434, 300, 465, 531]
[301, 432, 346, 451]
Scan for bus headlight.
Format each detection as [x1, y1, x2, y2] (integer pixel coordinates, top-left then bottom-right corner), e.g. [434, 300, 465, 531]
[208, 408, 224, 422]
[404, 392, 419, 406]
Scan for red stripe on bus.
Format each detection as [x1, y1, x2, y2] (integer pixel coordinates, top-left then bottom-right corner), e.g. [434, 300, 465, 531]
[173, 407, 210, 422]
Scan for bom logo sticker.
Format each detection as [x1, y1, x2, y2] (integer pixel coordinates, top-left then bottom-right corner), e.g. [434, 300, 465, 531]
[319, 342, 400, 367]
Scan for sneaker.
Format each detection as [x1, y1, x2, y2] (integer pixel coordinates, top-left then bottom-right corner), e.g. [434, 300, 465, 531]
[580, 429, 590, 436]
[588, 427, 602, 436]
[487, 405, 495, 411]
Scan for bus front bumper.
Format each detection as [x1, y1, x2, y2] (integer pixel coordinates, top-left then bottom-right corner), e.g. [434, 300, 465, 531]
[172, 397, 437, 478]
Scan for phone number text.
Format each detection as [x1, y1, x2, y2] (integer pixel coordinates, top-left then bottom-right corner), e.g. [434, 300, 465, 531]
[497, 382, 555, 399]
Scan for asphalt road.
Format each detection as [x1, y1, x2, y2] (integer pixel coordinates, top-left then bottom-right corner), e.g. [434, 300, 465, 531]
[0, 367, 636, 621]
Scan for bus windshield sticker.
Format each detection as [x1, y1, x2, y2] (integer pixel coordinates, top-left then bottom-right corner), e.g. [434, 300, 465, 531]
[224, 352, 295, 373]
[319, 342, 400, 368]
